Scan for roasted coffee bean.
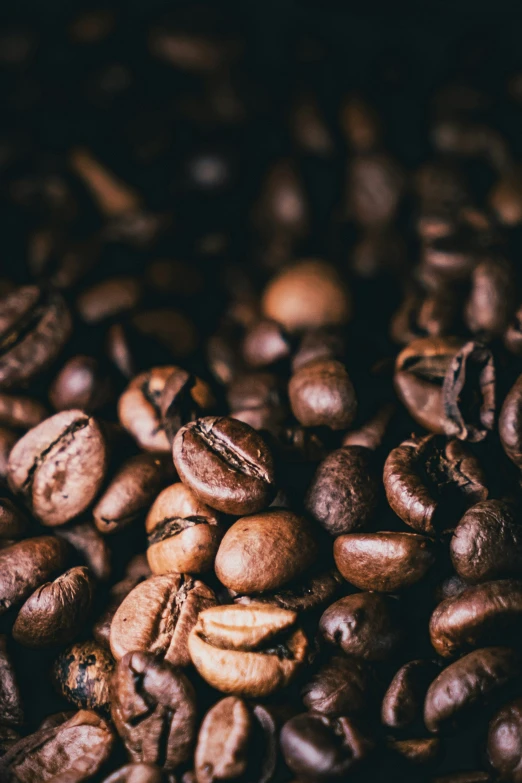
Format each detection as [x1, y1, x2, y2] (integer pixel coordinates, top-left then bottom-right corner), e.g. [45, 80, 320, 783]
[424, 647, 522, 733]
[429, 580, 522, 657]
[261, 260, 351, 333]
[94, 453, 172, 535]
[56, 519, 111, 581]
[342, 403, 395, 450]
[305, 446, 379, 535]
[101, 764, 163, 783]
[0, 535, 69, 615]
[0, 393, 47, 430]
[227, 372, 286, 431]
[319, 593, 403, 661]
[334, 532, 436, 592]
[49, 355, 113, 413]
[0, 286, 72, 390]
[53, 640, 114, 713]
[215, 510, 317, 593]
[110, 573, 216, 666]
[233, 569, 343, 613]
[188, 603, 308, 697]
[347, 152, 404, 227]
[291, 328, 347, 374]
[450, 500, 522, 583]
[442, 341, 495, 442]
[7, 409, 109, 526]
[500, 374, 522, 469]
[111, 651, 197, 771]
[0, 709, 114, 782]
[12, 566, 94, 647]
[383, 435, 488, 535]
[173, 417, 276, 515]
[302, 655, 376, 718]
[93, 555, 151, 648]
[0, 497, 29, 539]
[146, 483, 223, 574]
[288, 359, 357, 431]
[76, 277, 142, 324]
[465, 258, 516, 338]
[160, 368, 214, 444]
[394, 337, 463, 433]
[0, 635, 23, 727]
[487, 697, 522, 782]
[382, 660, 440, 730]
[242, 320, 292, 369]
[280, 712, 373, 782]
[118, 367, 179, 452]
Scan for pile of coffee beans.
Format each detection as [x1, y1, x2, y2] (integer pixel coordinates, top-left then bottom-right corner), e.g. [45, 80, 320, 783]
[3, 4, 522, 782]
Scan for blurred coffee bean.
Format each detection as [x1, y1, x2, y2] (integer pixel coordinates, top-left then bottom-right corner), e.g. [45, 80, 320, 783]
[49, 356, 113, 413]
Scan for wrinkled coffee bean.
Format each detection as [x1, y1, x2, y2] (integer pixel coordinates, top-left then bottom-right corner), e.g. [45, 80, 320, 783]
[53, 640, 114, 713]
[7, 409, 108, 526]
[188, 603, 308, 697]
[487, 697, 522, 782]
[173, 417, 276, 515]
[288, 359, 357, 430]
[0, 535, 69, 615]
[442, 341, 495, 442]
[320, 593, 403, 661]
[111, 651, 197, 771]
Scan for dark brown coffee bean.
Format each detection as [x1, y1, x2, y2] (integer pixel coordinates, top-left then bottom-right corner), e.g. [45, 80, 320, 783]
[227, 372, 286, 432]
[0, 286, 72, 390]
[305, 446, 379, 535]
[424, 647, 521, 733]
[442, 341, 495, 442]
[500, 374, 522, 469]
[111, 651, 197, 771]
[146, 483, 223, 574]
[302, 656, 376, 718]
[430, 580, 522, 657]
[56, 520, 111, 581]
[465, 258, 516, 338]
[12, 566, 94, 647]
[188, 603, 308, 697]
[242, 320, 291, 369]
[233, 569, 343, 614]
[76, 277, 142, 324]
[118, 367, 178, 452]
[110, 573, 216, 667]
[394, 336, 463, 433]
[53, 640, 114, 713]
[450, 500, 522, 583]
[261, 261, 351, 333]
[215, 510, 317, 593]
[7, 409, 109, 526]
[94, 453, 172, 535]
[289, 359, 357, 431]
[173, 416, 276, 515]
[280, 712, 374, 782]
[291, 328, 347, 374]
[0, 635, 23, 727]
[382, 660, 440, 730]
[49, 355, 113, 413]
[384, 435, 488, 535]
[254, 158, 308, 238]
[334, 532, 436, 592]
[0, 497, 28, 540]
[0, 709, 114, 782]
[319, 593, 403, 661]
[0, 535, 69, 615]
[487, 697, 522, 782]
[0, 393, 47, 430]
[160, 369, 214, 444]
[101, 764, 163, 783]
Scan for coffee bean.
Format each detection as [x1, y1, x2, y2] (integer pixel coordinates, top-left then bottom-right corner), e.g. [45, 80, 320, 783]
[0, 497, 28, 540]
[291, 328, 347, 373]
[305, 446, 379, 535]
[0, 393, 47, 430]
[384, 435, 488, 535]
[49, 355, 113, 413]
[261, 260, 351, 333]
[487, 697, 522, 782]
[160, 368, 214, 444]
[0, 726, 21, 759]
[500, 373, 522, 469]
[12, 566, 94, 647]
[394, 337, 463, 433]
[450, 500, 522, 583]
[289, 359, 357, 430]
[424, 647, 522, 733]
[227, 372, 287, 431]
[110, 573, 216, 667]
[334, 532, 435, 592]
[442, 341, 495, 442]
[0, 536, 69, 615]
[146, 482, 223, 574]
[342, 403, 395, 450]
[280, 713, 374, 782]
[347, 152, 404, 227]
[7, 409, 109, 526]
[505, 304, 522, 357]
[233, 569, 343, 614]
[215, 510, 317, 593]
[382, 660, 440, 730]
[0, 709, 114, 782]
[0, 286, 72, 390]
[429, 580, 522, 658]
[173, 416, 276, 515]
[101, 764, 163, 783]
[53, 640, 114, 713]
[188, 603, 308, 697]
[465, 258, 516, 338]
[118, 367, 179, 452]
[302, 655, 376, 718]
[319, 593, 403, 661]
[76, 277, 142, 324]
[242, 319, 292, 369]
[0, 635, 23, 727]
[93, 453, 172, 535]
[93, 556, 151, 648]
[387, 737, 441, 768]
[111, 651, 197, 771]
